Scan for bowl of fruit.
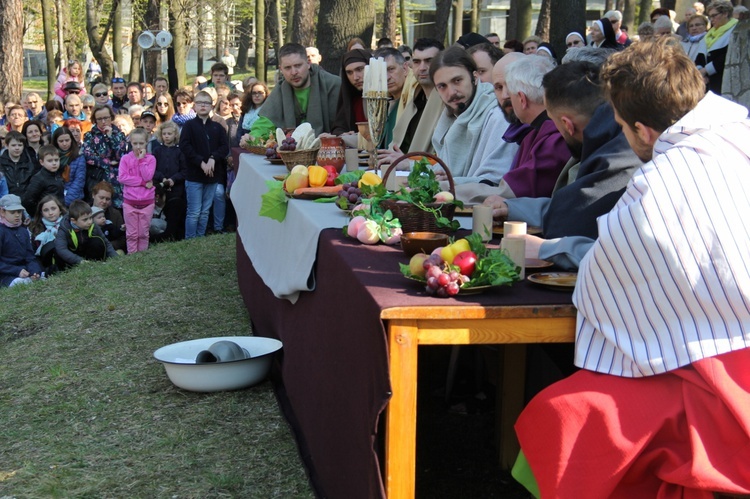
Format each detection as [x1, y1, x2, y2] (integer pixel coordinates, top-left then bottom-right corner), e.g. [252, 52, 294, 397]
[275, 124, 321, 171]
[400, 234, 521, 297]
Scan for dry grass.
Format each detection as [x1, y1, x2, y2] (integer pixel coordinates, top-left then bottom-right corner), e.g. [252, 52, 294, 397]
[0, 234, 314, 498]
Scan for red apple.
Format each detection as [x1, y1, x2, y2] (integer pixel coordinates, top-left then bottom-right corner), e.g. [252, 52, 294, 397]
[452, 251, 477, 277]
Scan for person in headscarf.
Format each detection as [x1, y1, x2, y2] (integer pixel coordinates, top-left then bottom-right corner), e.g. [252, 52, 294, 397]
[331, 49, 371, 136]
[589, 18, 623, 50]
[565, 32, 586, 52]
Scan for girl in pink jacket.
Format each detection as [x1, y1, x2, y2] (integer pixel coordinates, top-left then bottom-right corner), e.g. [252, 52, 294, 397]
[118, 128, 156, 253]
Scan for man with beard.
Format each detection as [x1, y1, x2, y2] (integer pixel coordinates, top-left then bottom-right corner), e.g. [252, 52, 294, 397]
[513, 38, 750, 499]
[378, 38, 446, 164]
[484, 54, 570, 198]
[479, 61, 643, 268]
[428, 46, 518, 185]
[330, 48, 370, 137]
[250, 43, 341, 138]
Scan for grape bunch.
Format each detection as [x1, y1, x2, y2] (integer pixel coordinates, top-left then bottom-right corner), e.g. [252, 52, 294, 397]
[423, 256, 469, 297]
[278, 134, 297, 152]
[265, 147, 280, 159]
[337, 181, 363, 205]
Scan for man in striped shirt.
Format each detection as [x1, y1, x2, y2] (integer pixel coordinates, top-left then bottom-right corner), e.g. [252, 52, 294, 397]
[514, 38, 750, 498]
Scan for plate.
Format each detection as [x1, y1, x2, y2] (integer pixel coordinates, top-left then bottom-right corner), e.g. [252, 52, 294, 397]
[266, 158, 284, 165]
[404, 274, 500, 295]
[525, 258, 554, 269]
[454, 206, 474, 216]
[291, 189, 341, 200]
[492, 225, 542, 235]
[273, 174, 287, 181]
[527, 272, 577, 289]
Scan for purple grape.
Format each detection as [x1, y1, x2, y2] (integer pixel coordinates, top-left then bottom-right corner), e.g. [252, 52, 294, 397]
[436, 287, 448, 298]
[348, 193, 359, 203]
[446, 282, 460, 296]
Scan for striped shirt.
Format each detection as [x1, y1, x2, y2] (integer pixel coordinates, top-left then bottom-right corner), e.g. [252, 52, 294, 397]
[573, 93, 750, 377]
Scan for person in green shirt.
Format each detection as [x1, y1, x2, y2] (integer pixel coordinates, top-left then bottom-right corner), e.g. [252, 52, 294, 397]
[249, 43, 341, 141]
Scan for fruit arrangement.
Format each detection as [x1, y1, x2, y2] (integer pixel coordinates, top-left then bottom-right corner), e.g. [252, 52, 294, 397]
[282, 164, 340, 193]
[400, 233, 520, 297]
[275, 124, 319, 152]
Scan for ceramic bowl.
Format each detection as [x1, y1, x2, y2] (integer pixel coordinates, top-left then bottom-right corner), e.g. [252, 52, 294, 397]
[400, 231, 450, 257]
[153, 336, 282, 392]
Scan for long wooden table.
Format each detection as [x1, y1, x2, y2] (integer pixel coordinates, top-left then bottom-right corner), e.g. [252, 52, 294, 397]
[232, 152, 578, 498]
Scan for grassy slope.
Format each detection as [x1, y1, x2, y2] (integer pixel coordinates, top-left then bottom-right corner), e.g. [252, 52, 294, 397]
[0, 234, 313, 498]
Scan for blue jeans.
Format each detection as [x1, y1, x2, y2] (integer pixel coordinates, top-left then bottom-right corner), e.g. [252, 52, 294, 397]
[185, 181, 216, 239]
[213, 183, 226, 231]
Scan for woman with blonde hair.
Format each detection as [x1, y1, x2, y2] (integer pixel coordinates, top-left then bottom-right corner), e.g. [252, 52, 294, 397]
[700, 0, 737, 94]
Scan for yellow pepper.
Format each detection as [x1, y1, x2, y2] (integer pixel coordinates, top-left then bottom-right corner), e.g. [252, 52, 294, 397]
[358, 171, 382, 188]
[441, 238, 471, 265]
[307, 165, 328, 188]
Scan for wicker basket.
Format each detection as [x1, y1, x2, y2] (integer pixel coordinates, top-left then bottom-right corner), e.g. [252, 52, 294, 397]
[379, 151, 457, 234]
[277, 147, 321, 172]
[246, 145, 268, 155]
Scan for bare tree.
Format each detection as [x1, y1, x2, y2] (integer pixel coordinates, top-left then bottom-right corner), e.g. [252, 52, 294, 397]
[256, 0, 266, 81]
[435, 0, 451, 45]
[0, 0, 23, 102]
[84, 0, 116, 83]
[54, 0, 67, 67]
[143, 0, 160, 83]
[507, 0, 532, 41]
[236, 14, 253, 71]
[535, 0, 551, 41]
[316, 0, 374, 74]
[623, 0, 636, 31]
[400, 0, 408, 44]
[113, 0, 122, 74]
[452, 0, 463, 44]
[41, 0, 57, 100]
[639, 0, 652, 24]
[383, 0, 397, 40]
[285, 0, 295, 44]
[169, 0, 188, 89]
[292, 0, 317, 46]
[549, 0, 586, 62]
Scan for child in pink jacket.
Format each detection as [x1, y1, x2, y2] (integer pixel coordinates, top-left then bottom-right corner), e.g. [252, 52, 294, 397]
[118, 128, 156, 253]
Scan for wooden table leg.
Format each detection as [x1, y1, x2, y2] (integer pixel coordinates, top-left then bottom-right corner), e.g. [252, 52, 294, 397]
[385, 320, 419, 499]
[498, 344, 526, 469]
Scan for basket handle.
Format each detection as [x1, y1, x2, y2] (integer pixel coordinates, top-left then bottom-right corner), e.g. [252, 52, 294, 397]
[381, 151, 455, 196]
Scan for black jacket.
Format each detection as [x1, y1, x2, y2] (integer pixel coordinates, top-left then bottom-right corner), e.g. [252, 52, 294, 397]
[54, 215, 117, 266]
[0, 149, 38, 197]
[179, 116, 229, 184]
[22, 167, 65, 213]
[152, 143, 188, 200]
[542, 103, 643, 240]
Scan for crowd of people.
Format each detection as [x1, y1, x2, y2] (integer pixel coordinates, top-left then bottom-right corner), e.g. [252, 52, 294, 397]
[1, 1, 750, 496]
[0, 60, 269, 286]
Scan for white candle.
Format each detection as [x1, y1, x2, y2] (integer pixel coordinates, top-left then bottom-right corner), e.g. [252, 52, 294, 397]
[501, 236, 526, 280]
[504, 221, 527, 236]
[472, 205, 493, 242]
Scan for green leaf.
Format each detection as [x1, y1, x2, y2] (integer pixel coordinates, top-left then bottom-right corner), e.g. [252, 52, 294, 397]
[313, 196, 337, 203]
[259, 180, 289, 222]
[335, 170, 365, 185]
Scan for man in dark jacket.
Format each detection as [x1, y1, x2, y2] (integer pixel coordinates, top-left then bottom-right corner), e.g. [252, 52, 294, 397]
[480, 61, 643, 268]
[179, 90, 229, 239]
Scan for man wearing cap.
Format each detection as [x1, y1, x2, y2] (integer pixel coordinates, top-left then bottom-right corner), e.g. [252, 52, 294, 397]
[0, 194, 42, 287]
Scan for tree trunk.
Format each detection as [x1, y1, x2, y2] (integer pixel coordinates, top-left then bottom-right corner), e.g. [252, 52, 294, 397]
[535, 0, 551, 41]
[435, 0, 451, 45]
[169, 0, 188, 89]
[237, 14, 252, 71]
[508, 0, 532, 41]
[638, 0, 652, 25]
[470, 0, 478, 34]
[400, 0, 408, 45]
[55, 0, 66, 70]
[197, 14, 204, 76]
[60, 0, 78, 63]
[292, 0, 317, 46]
[85, 0, 115, 85]
[130, 31, 142, 82]
[623, 0, 635, 31]
[316, 0, 374, 75]
[383, 0, 397, 40]
[275, 0, 284, 51]
[605, 0, 614, 12]
[113, 0, 123, 75]
[267, 0, 280, 65]
[285, 0, 295, 44]
[0, 0, 23, 102]
[42, 0, 57, 100]
[549, 0, 585, 62]
[452, 0, 463, 45]
[255, 0, 266, 82]
[144, 0, 160, 84]
[661, 0, 675, 10]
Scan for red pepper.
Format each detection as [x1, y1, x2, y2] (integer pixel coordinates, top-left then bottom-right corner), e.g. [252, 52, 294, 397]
[322, 165, 339, 186]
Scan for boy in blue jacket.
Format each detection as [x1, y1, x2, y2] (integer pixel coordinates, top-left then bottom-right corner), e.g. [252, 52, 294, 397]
[0, 194, 43, 287]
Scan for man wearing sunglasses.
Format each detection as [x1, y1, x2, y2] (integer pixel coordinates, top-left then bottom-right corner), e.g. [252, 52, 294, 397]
[111, 77, 128, 113]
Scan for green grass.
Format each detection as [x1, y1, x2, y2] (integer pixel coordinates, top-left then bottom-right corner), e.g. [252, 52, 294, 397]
[0, 234, 314, 498]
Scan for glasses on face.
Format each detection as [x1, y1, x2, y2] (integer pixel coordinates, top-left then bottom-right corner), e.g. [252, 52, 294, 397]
[156, 102, 168, 107]
[111, 77, 125, 84]
[68, 90, 81, 95]
[83, 105, 94, 110]
[708, 12, 721, 19]
[96, 115, 112, 123]
[94, 92, 108, 98]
